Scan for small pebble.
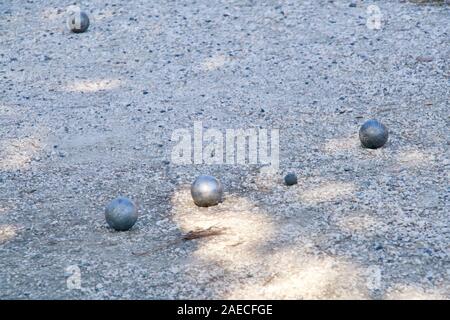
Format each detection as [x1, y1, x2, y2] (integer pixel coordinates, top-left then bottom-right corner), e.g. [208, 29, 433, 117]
[284, 173, 298, 186]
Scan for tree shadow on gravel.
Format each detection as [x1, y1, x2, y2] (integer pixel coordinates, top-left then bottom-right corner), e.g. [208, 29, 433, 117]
[165, 153, 448, 299]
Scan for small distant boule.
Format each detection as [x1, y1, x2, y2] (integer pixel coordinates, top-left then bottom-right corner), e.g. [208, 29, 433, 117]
[359, 119, 389, 149]
[191, 175, 223, 207]
[284, 173, 298, 186]
[105, 197, 138, 231]
[67, 11, 90, 33]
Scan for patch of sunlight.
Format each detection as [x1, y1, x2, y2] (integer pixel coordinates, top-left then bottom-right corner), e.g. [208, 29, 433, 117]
[333, 212, 381, 234]
[91, 9, 117, 21]
[64, 79, 122, 93]
[200, 55, 230, 71]
[171, 187, 275, 267]
[323, 135, 360, 154]
[299, 181, 356, 204]
[42, 5, 87, 21]
[0, 225, 18, 244]
[41, 7, 63, 21]
[385, 284, 447, 300]
[395, 148, 434, 168]
[0, 137, 43, 170]
[171, 187, 373, 299]
[227, 253, 369, 299]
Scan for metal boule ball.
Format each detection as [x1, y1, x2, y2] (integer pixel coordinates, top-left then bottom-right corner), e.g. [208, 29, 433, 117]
[191, 175, 223, 207]
[359, 119, 389, 149]
[284, 173, 298, 186]
[67, 11, 90, 33]
[105, 197, 138, 231]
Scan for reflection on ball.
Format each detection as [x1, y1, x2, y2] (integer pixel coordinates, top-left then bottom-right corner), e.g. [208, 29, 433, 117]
[191, 175, 223, 207]
[105, 197, 138, 231]
[359, 119, 389, 149]
[67, 11, 90, 33]
[284, 173, 298, 186]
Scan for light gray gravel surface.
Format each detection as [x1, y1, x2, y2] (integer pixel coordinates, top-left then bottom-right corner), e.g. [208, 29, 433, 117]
[0, 0, 449, 299]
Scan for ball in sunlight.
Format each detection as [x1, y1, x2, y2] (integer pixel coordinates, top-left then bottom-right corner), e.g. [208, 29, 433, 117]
[359, 119, 389, 149]
[191, 175, 224, 207]
[67, 11, 90, 33]
[105, 197, 138, 231]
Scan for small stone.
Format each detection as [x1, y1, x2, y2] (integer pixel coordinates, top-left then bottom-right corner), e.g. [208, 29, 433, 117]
[284, 173, 298, 186]
[416, 56, 434, 63]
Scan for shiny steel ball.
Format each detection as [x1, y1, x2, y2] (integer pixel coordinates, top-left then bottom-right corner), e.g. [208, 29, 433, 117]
[284, 173, 298, 186]
[359, 119, 389, 149]
[67, 11, 90, 33]
[191, 175, 223, 207]
[105, 197, 138, 231]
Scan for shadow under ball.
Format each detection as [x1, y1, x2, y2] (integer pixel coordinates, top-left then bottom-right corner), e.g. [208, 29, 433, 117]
[191, 175, 224, 207]
[67, 11, 90, 33]
[359, 119, 389, 149]
[105, 197, 138, 231]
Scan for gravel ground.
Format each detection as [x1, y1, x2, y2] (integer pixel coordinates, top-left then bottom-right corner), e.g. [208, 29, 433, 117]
[0, 0, 449, 299]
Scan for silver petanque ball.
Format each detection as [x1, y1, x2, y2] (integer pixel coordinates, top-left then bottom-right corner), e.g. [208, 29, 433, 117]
[359, 119, 389, 149]
[67, 11, 90, 33]
[105, 197, 138, 231]
[191, 175, 223, 207]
